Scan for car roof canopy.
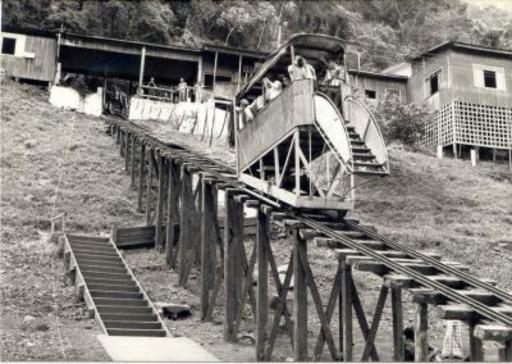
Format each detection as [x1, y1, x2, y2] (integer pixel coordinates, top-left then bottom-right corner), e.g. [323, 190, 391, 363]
[236, 33, 346, 102]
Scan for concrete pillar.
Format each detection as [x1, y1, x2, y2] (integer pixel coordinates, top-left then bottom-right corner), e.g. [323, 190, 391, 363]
[436, 145, 444, 159]
[470, 147, 480, 167]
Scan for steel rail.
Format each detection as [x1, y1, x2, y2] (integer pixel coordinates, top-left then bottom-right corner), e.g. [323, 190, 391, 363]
[343, 220, 512, 305]
[297, 215, 512, 327]
[108, 119, 512, 328]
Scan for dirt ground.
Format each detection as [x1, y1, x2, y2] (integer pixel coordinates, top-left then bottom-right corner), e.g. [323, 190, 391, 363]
[1, 81, 510, 361]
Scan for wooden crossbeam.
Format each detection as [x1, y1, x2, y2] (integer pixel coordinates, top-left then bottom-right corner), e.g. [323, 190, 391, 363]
[265, 254, 294, 360]
[361, 285, 389, 361]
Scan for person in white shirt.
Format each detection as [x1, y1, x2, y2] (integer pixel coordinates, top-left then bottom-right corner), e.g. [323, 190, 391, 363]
[288, 55, 316, 81]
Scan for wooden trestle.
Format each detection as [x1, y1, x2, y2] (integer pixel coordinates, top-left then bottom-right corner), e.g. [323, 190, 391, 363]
[107, 121, 512, 362]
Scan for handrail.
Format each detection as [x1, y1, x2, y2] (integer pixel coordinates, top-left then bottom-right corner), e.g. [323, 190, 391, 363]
[344, 95, 389, 170]
[314, 91, 353, 172]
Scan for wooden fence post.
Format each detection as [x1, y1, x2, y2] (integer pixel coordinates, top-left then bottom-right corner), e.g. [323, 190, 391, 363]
[293, 226, 308, 361]
[224, 189, 244, 342]
[145, 148, 154, 225]
[137, 143, 145, 212]
[200, 178, 217, 320]
[256, 207, 269, 361]
[165, 160, 180, 268]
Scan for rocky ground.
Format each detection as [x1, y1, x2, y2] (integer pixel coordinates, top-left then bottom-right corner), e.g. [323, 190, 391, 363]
[1, 80, 510, 361]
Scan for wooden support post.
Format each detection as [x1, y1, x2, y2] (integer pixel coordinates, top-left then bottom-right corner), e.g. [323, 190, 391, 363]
[116, 126, 121, 145]
[179, 165, 193, 286]
[155, 154, 166, 251]
[499, 340, 512, 362]
[137, 144, 145, 212]
[165, 161, 180, 268]
[145, 148, 154, 225]
[124, 133, 130, 171]
[201, 179, 217, 321]
[138, 46, 146, 93]
[223, 189, 244, 342]
[414, 301, 429, 362]
[469, 321, 484, 361]
[256, 208, 269, 361]
[341, 259, 353, 362]
[130, 137, 136, 188]
[293, 227, 308, 361]
[120, 130, 125, 156]
[392, 288, 405, 362]
[213, 51, 218, 90]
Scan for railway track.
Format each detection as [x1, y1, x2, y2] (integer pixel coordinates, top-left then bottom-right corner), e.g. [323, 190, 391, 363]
[107, 118, 512, 358]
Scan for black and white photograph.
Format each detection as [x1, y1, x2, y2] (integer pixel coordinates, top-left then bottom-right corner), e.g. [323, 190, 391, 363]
[1, 0, 511, 362]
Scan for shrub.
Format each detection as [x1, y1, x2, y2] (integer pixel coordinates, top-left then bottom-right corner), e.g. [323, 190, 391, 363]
[370, 95, 433, 146]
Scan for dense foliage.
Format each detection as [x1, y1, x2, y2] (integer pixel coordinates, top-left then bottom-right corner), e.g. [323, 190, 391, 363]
[370, 96, 432, 146]
[3, 0, 511, 70]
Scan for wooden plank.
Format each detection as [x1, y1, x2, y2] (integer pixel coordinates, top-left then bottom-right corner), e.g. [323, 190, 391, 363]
[137, 144, 145, 212]
[341, 259, 353, 362]
[256, 209, 269, 361]
[166, 161, 180, 268]
[293, 227, 308, 361]
[155, 155, 166, 251]
[223, 190, 244, 342]
[201, 179, 217, 321]
[414, 302, 429, 362]
[391, 288, 405, 362]
[145, 148, 154, 225]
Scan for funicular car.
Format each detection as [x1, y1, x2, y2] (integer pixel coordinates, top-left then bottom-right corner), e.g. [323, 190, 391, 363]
[232, 33, 389, 212]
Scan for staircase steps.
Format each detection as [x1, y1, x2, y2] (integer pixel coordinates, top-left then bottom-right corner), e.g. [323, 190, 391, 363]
[63, 234, 169, 337]
[342, 121, 389, 177]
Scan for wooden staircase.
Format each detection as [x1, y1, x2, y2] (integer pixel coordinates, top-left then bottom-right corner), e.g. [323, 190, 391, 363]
[346, 124, 389, 176]
[63, 234, 170, 337]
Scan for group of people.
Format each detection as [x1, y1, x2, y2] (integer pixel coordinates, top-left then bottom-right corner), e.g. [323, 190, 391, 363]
[144, 77, 190, 103]
[238, 55, 346, 127]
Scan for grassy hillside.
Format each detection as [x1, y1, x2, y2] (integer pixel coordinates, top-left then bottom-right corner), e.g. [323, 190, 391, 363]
[354, 144, 512, 290]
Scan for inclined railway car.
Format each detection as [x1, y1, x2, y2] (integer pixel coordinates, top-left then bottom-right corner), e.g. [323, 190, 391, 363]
[232, 33, 389, 212]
